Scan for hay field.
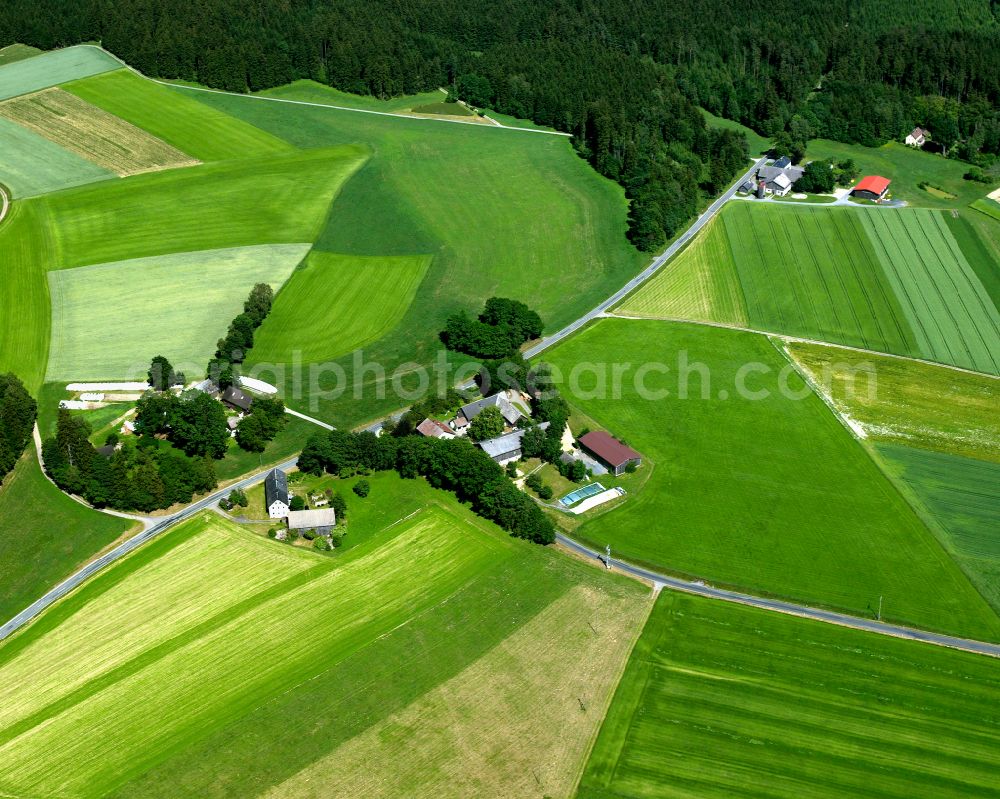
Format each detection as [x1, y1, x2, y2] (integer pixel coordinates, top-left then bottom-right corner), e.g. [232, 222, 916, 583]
[0, 87, 198, 175]
[0, 45, 118, 101]
[46, 244, 309, 380]
[248, 251, 432, 365]
[0, 116, 113, 197]
[617, 217, 748, 326]
[544, 317, 1000, 640]
[578, 590, 1000, 799]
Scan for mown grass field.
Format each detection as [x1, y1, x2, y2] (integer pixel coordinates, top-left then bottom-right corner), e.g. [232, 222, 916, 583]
[0, 87, 198, 175]
[67, 69, 295, 162]
[877, 444, 1000, 613]
[0, 45, 118, 101]
[46, 244, 309, 380]
[248, 251, 431, 365]
[787, 341, 1000, 462]
[617, 217, 748, 326]
[257, 79, 444, 112]
[187, 81, 644, 425]
[0, 450, 134, 625]
[578, 590, 1000, 799]
[805, 138, 998, 208]
[544, 318, 1000, 639]
[945, 209, 1000, 311]
[0, 490, 647, 799]
[0, 115, 113, 197]
[723, 202, 923, 356]
[861, 209, 1000, 374]
[0, 44, 42, 67]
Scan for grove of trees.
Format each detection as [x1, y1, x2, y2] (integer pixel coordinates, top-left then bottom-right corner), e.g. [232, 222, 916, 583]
[0, 374, 37, 486]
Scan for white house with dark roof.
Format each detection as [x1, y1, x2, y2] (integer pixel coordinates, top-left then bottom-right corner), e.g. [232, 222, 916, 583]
[264, 468, 290, 519]
[905, 127, 928, 147]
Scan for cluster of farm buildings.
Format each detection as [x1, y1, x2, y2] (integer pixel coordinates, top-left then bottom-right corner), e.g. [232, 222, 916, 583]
[740, 155, 892, 202]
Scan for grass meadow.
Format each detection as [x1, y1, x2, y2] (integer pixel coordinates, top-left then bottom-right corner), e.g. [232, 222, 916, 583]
[0, 44, 42, 67]
[66, 69, 295, 162]
[0, 115, 113, 197]
[186, 82, 644, 425]
[699, 107, 771, 154]
[46, 244, 309, 380]
[947, 209, 1000, 311]
[860, 209, 1000, 374]
[258, 79, 445, 112]
[0, 88, 198, 176]
[248, 251, 431, 365]
[878, 444, 1000, 613]
[788, 342, 1000, 463]
[616, 217, 748, 326]
[578, 590, 1000, 799]
[0, 489, 648, 799]
[0, 45, 118, 101]
[0, 450, 134, 625]
[544, 318, 1000, 639]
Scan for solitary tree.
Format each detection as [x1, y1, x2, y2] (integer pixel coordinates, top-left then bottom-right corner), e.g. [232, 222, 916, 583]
[148, 355, 177, 392]
[353, 479, 370, 498]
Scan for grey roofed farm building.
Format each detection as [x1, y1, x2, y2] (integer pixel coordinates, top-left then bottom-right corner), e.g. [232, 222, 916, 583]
[286, 508, 337, 531]
[478, 422, 549, 464]
[264, 468, 290, 519]
[457, 393, 522, 427]
[578, 431, 642, 476]
[221, 386, 253, 412]
[772, 155, 791, 169]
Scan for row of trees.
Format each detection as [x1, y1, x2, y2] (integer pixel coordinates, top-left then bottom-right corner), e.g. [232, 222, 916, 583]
[0, 374, 37, 486]
[43, 409, 217, 511]
[298, 429, 555, 544]
[207, 282, 274, 389]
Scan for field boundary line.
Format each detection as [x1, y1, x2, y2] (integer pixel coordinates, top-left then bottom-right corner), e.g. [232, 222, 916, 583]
[0, 183, 9, 224]
[606, 312, 1000, 380]
[71, 45, 572, 138]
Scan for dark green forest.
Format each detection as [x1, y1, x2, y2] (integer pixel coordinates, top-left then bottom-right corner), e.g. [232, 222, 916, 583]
[2, 0, 997, 249]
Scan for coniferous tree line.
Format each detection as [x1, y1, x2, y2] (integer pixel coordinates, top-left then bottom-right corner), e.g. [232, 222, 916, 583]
[1, 1, 996, 251]
[0, 374, 37, 486]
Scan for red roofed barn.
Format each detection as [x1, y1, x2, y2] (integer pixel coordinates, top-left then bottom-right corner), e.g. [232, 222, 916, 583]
[851, 175, 891, 201]
[578, 431, 642, 476]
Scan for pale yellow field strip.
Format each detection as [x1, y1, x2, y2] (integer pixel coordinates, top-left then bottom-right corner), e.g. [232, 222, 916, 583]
[0, 509, 506, 797]
[264, 584, 651, 799]
[0, 87, 199, 176]
[0, 516, 315, 731]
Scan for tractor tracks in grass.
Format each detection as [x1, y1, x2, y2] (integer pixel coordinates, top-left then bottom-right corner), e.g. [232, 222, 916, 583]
[0, 183, 10, 225]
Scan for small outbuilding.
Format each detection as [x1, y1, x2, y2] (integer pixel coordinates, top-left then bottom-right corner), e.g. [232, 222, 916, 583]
[264, 468, 290, 519]
[416, 417, 455, 439]
[222, 386, 254, 412]
[478, 422, 549, 465]
[286, 508, 337, 535]
[851, 175, 891, 201]
[578, 431, 642, 476]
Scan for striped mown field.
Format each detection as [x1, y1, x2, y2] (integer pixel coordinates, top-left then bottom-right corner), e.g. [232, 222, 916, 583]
[578, 590, 1000, 799]
[0, 45, 118, 101]
[0, 116, 113, 197]
[617, 217, 748, 326]
[0, 87, 198, 176]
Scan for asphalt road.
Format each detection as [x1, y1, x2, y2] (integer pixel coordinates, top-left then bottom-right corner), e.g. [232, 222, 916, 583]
[523, 156, 768, 359]
[556, 534, 1000, 658]
[0, 457, 298, 641]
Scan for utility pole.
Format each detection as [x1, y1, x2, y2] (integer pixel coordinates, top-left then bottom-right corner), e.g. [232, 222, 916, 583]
[605, 544, 611, 570]
[877, 595, 883, 621]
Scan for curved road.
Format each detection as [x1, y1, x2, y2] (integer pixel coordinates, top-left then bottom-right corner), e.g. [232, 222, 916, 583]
[557, 534, 1000, 658]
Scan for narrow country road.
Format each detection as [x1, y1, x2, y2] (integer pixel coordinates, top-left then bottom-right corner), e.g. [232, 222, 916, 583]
[524, 156, 767, 359]
[556, 534, 1000, 659]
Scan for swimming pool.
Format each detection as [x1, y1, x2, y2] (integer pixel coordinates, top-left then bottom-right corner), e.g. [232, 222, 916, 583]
[558, 482, 606, 507]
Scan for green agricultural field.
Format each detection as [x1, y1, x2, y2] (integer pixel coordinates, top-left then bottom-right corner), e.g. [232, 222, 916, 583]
[544, 318, 1000, 639]
[578, 590, 1000, 799]
[0, 87, 198, 176]
[257, 79, 445, 113]
[0, 490, 647, 799]
[248, 252, 431, 366]
[0, 450, 134, 625]
[0, 116, 113, 197]
[946, 209, 1000, 311]
[699, 107, 771, 154]
[66, 70, 295, 162]
[723, 201, 922, 355]
[787, 341, 1000, 462]
[861, 209, 1000, 374]
[183, 83, 644, 426]
[410, 101, 475, 116]
[805, 138, 996, 207]
[0, 45, 119, 101]
[971, 198, 1000, 222]
[46, 244, 309, 380]
[0, 44, 42, 67]
[617, 217, 748, 326]
[878, 444, 1000, 613]
[39, 146, 367, 268]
